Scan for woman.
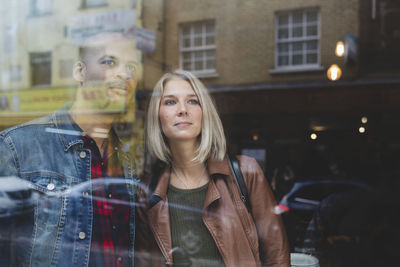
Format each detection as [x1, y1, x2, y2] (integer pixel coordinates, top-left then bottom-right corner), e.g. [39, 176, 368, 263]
[136, 70, 289, 267]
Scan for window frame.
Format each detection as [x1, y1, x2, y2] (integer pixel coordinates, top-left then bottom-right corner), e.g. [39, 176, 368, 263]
[29, 0, 53, 17]
[179, 20, 218, 78]
[273, 8, 322, 72]
[81, 0, 108, 9]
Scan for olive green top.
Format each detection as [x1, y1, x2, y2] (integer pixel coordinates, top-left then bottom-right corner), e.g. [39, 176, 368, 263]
[167, 183, 225, 267]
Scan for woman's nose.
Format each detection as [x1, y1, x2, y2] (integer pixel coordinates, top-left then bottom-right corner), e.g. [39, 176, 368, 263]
[177, 102, 188, 115]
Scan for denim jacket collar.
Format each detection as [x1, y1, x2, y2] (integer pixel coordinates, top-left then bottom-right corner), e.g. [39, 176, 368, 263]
[53, 108, 85, 152]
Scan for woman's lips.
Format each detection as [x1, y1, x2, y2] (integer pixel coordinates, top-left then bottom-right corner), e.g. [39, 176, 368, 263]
[174, 122, 192, 127]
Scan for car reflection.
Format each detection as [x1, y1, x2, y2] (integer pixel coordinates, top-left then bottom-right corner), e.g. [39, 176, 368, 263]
[277, 180, 374, 265]
[0, 177, 37, 218]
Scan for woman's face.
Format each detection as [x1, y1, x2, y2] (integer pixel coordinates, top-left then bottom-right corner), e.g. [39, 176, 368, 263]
[159, 78, 203, 143]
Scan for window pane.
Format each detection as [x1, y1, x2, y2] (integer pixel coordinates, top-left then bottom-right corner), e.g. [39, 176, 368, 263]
[182, 26, 190, 36]
[180, 21, 216, 72]
[293, 42, 303, 52]
[182, 37, 191, 48]
[183, 61, 192, 70]
[193, 36, 202, 46]
[206, 35, 215, 45]
[306, 25, 318, 36]
[306, 40, 318, 51]
[30, 52, 51, 86]
[183, 52, 191, 61]
[278, 43, 289, 53]
[206, 50, 215, 58]
[278, 14, 289, 26]
[275, 9, 319, 68]
[306, 10, 318, 22]
[292, 54, 303, 65]
[206, 59, 215, 69]
[194, 23, 202, 34]
[278, 28, 289, 39]
[194, 60, 203, 70]
[278, 55, 289, 66]
[205, 21, 215, 33]
[306, 53, 318, 63]
[194, 51, 203, 59]
[292, 26, 303, 37]
[86, 0, 106, 7]
[36, 0, 52, 14]
[293, 11, 303, 24]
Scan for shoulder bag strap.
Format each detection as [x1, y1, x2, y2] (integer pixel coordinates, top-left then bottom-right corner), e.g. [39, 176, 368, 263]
[227, 154, 251, 213]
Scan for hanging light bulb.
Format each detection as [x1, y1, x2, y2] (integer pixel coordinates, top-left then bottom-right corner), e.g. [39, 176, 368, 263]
[335, 41, 345, 57]
[310, 133, 317, 140]
[327, 64, 342, 81]
[252, 134, 259, 141]
[361, 116, 368, 124]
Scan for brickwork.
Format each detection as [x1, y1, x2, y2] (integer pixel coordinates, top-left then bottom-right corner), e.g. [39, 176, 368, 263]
[143, 0, 360, 88]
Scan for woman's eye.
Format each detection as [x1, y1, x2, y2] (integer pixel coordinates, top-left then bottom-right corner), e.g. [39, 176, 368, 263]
[188, 99, 200, 105]
[164, 99, 176, 105]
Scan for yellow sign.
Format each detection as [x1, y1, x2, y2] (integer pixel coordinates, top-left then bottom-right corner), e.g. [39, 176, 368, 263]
[0, 86, 129, 117]
[0, 87, 76, 116]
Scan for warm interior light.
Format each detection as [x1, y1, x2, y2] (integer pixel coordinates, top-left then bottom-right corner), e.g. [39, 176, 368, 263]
[361, 116, 368, 124]
[335, 41, 345, 57]
[252, 134, 259, 141]
[310, 133, 317, 140]
[359, 126, 366, 133]
[327, 64, 342, 81]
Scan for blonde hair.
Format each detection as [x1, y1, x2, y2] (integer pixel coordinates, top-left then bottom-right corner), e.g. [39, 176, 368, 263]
[146, 70, 226, 164]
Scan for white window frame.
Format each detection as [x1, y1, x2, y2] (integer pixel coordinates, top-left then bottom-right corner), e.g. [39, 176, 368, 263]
[179, 20, 218, 78]
[272, 8, 322, 73]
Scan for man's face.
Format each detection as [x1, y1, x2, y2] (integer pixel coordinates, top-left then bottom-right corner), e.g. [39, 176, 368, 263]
[79, 37, 138, 113]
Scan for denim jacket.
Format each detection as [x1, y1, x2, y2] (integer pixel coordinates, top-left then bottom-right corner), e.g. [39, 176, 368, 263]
[0, 108, 138, 267]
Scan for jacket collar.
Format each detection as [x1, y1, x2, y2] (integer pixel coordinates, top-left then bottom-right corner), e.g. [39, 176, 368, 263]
[147, 157, 231, 264]
[53, 106, 84, 152]
[53, 105, 126, 153]
[151, 157, 231, 202]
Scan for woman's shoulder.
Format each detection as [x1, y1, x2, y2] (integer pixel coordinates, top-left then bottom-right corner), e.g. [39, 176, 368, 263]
[236, 155, 262, 174]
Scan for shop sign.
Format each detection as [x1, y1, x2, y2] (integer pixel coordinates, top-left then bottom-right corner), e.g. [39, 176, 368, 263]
[70, 9, 137, 45]
[0, 87, 75, 117]
[126, 26, 156, 53]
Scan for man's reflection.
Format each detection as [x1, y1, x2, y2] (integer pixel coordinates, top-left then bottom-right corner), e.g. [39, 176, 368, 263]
[0, 32, 139, 267]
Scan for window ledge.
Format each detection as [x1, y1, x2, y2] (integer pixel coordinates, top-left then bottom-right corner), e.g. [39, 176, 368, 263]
[269, 65, 325, 74]
[80, 3, 108, 9]
[190, 71, 219, 79]
[28, 12, 52, 18]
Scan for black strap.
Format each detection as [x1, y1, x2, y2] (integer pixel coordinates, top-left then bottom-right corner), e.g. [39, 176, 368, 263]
[227, 154, 251, 213]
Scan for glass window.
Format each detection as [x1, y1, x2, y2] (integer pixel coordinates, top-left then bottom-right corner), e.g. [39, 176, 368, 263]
[275, 8, 319, 69]
[0, 1, 399, 267]
[179, 20, 216, 75]
[30, 0, 52, 16]
[30, 52, 51, 87]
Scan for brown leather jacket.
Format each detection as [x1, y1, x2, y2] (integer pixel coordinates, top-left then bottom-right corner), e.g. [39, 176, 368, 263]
[135, 156, 290, 267]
